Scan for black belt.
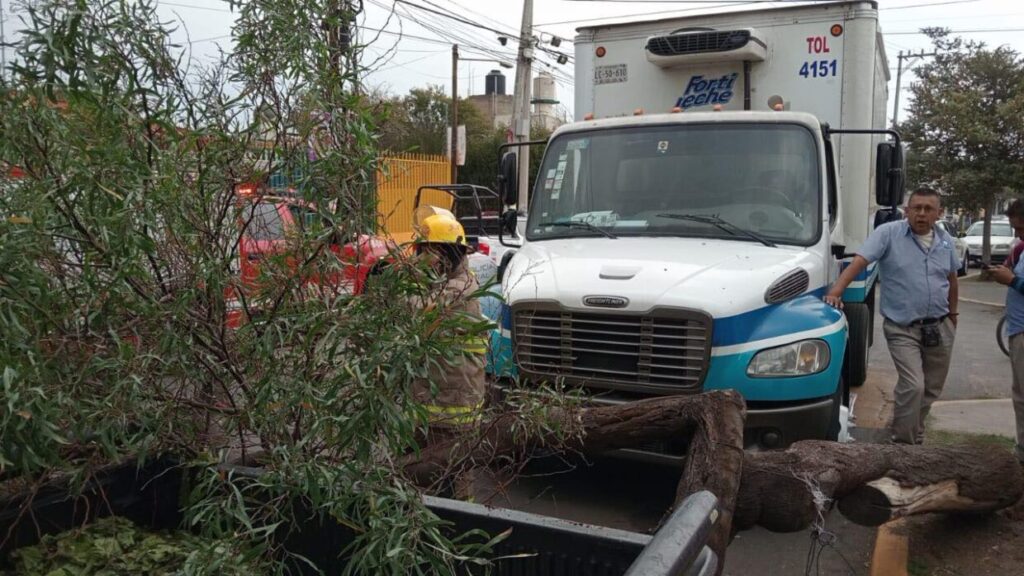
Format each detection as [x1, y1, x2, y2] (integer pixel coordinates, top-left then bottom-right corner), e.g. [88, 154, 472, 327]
[884, 316, 947, 327]
[907, 315, 948, 327]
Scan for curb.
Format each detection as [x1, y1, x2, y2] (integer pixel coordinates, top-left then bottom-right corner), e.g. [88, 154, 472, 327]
[959, 297, 1004, 308]
[870, 519, 908, 576]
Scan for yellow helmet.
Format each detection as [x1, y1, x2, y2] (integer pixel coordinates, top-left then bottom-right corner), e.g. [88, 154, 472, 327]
[413, 205, 469, 248]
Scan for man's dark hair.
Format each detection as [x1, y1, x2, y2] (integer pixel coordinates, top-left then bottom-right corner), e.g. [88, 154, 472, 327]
[908, 187, 942, 204]
[1006, 199, 1024, 219]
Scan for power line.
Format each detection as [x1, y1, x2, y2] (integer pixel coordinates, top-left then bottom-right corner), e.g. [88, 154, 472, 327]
[886, 27, 1024, 35]
[190, 34, 232, 44]
[562, 0, 828, 3]
[421, 0, 520, 39]
[385, 2, 514, 60]
[393, 0, 520, 41]
[561, 0, 981, 5]
[534, 1, 752, 27]
[882, 0, 984, 10]
[159, 1, 234, 13]
[534, 0, 987, 27]
[369, 49, 449, 76]
[391, 0, 573, 63]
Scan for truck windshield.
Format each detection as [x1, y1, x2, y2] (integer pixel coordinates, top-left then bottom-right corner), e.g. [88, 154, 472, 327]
[527, 123, 821, 246]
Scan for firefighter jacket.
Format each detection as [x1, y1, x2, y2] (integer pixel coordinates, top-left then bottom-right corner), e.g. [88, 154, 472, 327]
[411, 262, 488, 428]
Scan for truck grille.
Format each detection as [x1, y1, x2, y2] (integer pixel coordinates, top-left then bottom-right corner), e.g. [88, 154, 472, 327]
[513, 305, 712, 393]
[646, 30, 751, 56]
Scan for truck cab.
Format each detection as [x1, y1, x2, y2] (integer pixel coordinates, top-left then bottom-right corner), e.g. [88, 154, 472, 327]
[499, 112, 848, 448]
[488, 1, 904, 450]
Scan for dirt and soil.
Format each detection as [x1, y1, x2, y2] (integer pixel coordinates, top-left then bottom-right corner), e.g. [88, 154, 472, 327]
[903, 433, 1024, 576]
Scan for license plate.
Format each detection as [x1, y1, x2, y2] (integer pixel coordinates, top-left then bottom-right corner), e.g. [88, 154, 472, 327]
[594, 64, 627, 85]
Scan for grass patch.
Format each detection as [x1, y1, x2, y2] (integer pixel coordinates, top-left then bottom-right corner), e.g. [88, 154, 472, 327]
[925, 429, 1017, 452]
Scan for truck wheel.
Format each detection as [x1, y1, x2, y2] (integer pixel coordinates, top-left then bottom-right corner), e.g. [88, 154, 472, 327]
[843, 302, 871, 388]
[866, 289, 876, 348]
[825, 377, 845, 441]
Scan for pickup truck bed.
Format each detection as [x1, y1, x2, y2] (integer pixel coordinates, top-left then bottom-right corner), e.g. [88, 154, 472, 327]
[0, 458, 718, 575]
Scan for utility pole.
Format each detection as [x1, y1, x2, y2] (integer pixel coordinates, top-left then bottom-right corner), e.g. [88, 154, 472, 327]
[892, 50, 937, 127]
[1, 0, 7, 82]
[511, 0, 534, 210]
[450, 44, 459, 183]
[323, 1, 356, 89]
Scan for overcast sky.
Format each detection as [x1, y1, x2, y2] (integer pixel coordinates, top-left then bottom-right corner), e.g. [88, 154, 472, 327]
[2, 0, 1022, 123]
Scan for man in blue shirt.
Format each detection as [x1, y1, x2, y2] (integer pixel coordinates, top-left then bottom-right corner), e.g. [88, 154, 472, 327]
[989, 200, 1024, 466]
[825, 188, 959, 444]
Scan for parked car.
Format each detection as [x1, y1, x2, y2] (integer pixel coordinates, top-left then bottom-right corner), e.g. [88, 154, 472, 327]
[936, 220, 968, 276]
[227, 185, 393, 327]
[963, 219, 1016, 266]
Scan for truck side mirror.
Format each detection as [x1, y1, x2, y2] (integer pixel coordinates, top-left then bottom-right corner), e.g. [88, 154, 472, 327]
[498, 209, 521, 248]
[873, 207, 903, 229]
[498, 153, 518, 207]
[875, 142, 905, 208]
[501, 209, 519, 236]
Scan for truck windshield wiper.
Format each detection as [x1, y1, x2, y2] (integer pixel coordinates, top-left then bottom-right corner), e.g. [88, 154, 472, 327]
[537, 220, 618, 239]
[656, 213, 776, 248]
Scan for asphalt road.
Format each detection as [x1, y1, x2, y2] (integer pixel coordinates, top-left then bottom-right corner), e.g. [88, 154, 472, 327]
[489, 273, 1011, 575]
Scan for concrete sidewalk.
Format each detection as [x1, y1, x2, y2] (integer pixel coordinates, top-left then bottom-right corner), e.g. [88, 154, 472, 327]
[959, 271, 1009, 306]
[928, 398, 1017, 438]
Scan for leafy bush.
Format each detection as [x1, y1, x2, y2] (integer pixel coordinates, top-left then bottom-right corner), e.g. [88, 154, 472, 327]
[9, 516, 264, 575]
[0, 0, 497, 573]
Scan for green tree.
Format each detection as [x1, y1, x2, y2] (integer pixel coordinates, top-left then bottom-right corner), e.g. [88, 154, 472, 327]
[0, 1, 503, 573]
[901, 29, 1024, 264]
[377, 85, 488, 158]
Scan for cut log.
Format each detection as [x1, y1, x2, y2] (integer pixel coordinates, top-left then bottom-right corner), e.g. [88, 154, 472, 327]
[737, 441, 1024, 531]
[402, 392, 1024, 572]
[401, 390, 747, 568]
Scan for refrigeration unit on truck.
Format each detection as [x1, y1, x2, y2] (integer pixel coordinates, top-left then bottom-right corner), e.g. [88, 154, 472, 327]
[488, 0, 905, 450]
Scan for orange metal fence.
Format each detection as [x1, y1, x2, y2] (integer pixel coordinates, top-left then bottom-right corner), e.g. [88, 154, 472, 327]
[376, 153, 452, 243]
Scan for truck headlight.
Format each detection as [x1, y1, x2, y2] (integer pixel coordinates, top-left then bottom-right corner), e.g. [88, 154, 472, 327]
[747, 339, 830, 378]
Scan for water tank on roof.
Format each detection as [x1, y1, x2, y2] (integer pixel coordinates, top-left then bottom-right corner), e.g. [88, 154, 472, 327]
[485, 70, 506, 96]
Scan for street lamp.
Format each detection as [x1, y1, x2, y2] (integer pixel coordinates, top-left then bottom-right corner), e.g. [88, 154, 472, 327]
[450, 44, 513, 183]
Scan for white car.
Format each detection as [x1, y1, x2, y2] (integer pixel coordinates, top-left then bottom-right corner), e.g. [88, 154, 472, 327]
[963, 220, 1015, 266]
[936, 220, 968, 276]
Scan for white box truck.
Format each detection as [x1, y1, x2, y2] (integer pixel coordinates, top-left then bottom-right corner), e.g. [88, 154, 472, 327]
[488, 0, 904, 449]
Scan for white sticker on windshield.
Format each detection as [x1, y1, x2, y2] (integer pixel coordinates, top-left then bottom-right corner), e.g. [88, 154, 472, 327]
[546, 168, 556, 179]
[566, 138, 589, 150]
[657, 140, 670, 154]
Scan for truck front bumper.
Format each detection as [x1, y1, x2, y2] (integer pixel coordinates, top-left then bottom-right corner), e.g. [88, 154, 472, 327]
[743, 396, 834, 449]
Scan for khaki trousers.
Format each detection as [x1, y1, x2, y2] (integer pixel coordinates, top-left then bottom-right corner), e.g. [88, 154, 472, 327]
[883, 318, 956, 444]
[1008, 333, 1024, 463]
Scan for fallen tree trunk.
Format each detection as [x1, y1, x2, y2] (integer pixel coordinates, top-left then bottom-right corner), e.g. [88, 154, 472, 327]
[402, 390, 747, 566]
[738, 440, 1024, 531]
[402, 392, 1024, 570]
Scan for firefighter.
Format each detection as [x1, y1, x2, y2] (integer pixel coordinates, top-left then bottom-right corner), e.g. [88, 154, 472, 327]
[411, 206, 488, 445]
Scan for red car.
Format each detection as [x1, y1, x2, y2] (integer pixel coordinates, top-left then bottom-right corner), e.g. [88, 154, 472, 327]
[227, 184, 392, 327]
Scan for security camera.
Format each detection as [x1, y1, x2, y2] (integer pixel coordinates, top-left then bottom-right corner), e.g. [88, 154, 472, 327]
[550, 36, 562, 48]
[498, 36, 508, 46]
